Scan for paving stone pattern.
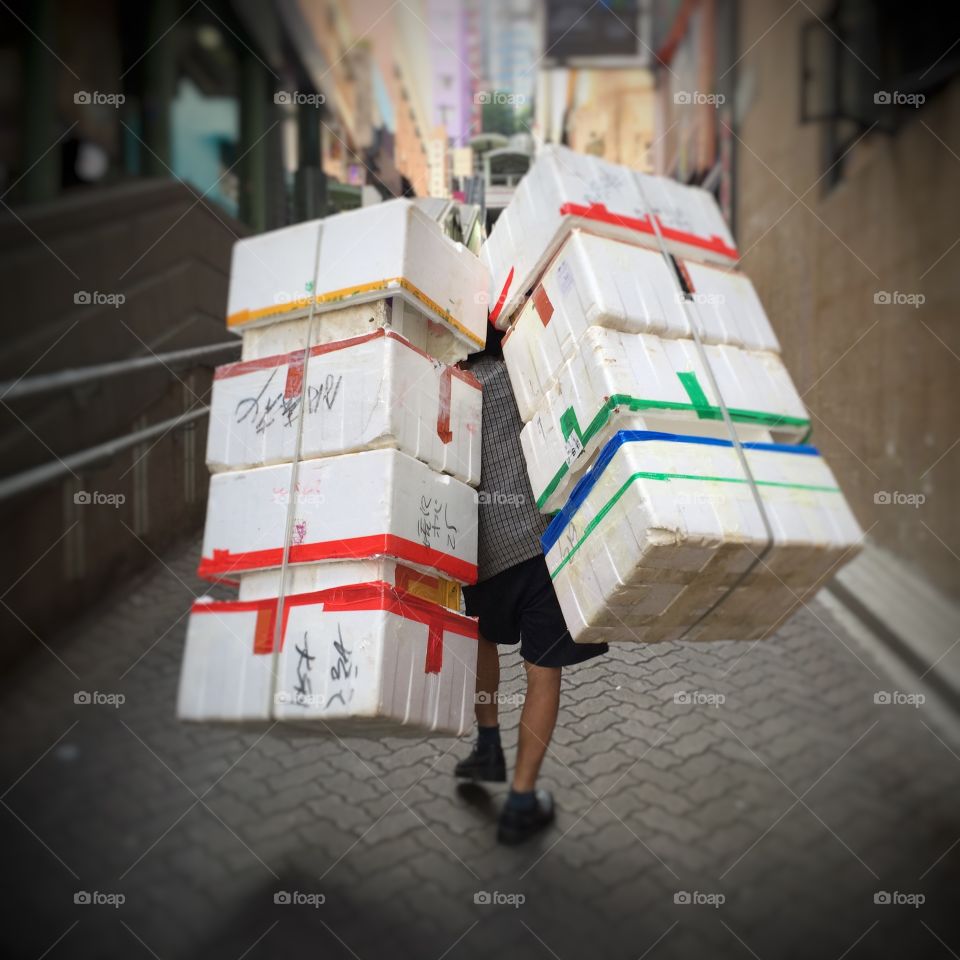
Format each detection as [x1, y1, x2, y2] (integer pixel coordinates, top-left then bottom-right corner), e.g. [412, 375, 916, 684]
[1, 536, 958, 959]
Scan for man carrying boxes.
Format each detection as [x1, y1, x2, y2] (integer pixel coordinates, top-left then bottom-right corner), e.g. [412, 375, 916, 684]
[179, 146, 864, 850]
[455, 322, 608, 846]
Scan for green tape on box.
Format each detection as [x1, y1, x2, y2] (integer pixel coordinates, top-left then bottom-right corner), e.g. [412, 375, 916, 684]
[549, 468, 840, 580]
[536, 371, 810, 510]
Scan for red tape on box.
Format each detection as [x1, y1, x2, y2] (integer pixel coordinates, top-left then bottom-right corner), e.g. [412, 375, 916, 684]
[558, 202, 739, 261]
[437, 365, 453, 444]
[198, 534, 477, 585]
[191, 581, 478, 674]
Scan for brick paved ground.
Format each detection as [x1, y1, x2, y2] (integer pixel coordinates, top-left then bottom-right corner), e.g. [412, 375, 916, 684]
[1, 534, 959, 959]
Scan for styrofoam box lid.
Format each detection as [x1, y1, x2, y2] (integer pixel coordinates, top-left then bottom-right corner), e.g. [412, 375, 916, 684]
[226, 199, 489, 351]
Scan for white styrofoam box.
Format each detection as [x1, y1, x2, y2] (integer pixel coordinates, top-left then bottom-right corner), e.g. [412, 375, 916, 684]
[542, 430, 862, 644]
[679, 257, 781, 353]
[207, 329, 482, 486]
[226, 198, 489, 356]
[177, 597, 276, 722]
[481, 145, 738, 327]
[176, 582, 478, 736]
[239, 296, 471, 367]
[199, 448, 478, 585]
[502, 231, 779, 421]
[521, 327, 810, 513]
[239, 558, 463, 612]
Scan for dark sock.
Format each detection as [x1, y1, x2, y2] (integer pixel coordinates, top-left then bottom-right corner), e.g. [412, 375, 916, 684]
[477, 724, 501, 749]
[506, 789, 536, 812]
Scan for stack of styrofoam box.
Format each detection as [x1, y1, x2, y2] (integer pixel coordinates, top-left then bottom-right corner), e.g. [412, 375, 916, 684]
[177, 200, 490, 735]
[481, 145, 863, 643]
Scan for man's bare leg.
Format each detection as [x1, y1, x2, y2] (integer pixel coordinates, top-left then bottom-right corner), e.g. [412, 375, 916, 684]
[512, 662, 561, 792]
[497, 661, 560, 843]
[475, 634, 500, 726]
[455, 635, 506, 782]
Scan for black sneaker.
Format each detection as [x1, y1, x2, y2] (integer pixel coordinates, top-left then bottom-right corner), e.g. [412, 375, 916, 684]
[497, 789, 555, 845]
[454, 741, 507, 782]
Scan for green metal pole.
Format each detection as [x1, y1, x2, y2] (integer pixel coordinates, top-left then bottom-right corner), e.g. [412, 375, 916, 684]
[239, 54, 269, 231]
[21, 0, 58, 203]
[142, 0, 177, 177]
[294, 99, 326, 221]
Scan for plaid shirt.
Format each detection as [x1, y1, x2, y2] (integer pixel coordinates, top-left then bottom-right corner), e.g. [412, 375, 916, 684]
[467, 354, 550, 582]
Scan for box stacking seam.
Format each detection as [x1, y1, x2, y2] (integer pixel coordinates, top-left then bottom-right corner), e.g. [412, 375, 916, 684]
[239, 559, 463, 612]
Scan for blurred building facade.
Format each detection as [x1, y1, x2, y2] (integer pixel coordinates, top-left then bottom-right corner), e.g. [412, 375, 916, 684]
[484, 0, 540, 109]
[427, 0, 474, 149]
[3, 0, 402, 226]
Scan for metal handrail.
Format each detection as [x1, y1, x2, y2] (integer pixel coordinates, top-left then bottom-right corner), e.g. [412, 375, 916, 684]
[0, 407, 210, 503]
[0, 341, 240, 401]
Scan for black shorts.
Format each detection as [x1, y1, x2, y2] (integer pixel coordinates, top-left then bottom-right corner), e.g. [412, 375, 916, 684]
[462, 554, 609, 668]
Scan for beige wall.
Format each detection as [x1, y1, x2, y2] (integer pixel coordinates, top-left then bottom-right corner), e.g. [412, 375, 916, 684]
[567, 69, 656, 172]
[734, 0, 960, 598]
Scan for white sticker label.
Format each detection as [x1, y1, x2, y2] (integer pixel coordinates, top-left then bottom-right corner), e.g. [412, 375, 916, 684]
[556, 259, 575, 297]
[564, 432, 584, 466]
